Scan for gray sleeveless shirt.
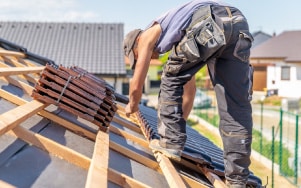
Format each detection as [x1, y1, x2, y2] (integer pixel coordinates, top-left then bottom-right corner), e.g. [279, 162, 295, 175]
[146, 0, 230, 53]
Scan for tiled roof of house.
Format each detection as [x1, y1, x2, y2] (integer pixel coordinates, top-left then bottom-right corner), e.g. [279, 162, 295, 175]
[251, 30, 301, 62]
[0, 40, 262, 187]
[251, 31, 272, 49]
[0, 21, 126, 75]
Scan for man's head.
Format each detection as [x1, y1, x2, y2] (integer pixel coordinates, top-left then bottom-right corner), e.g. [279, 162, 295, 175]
[123, 29, 142, 70]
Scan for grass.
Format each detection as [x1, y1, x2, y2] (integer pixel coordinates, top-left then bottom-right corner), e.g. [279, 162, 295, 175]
[187, 116, 297, 188]
[190, 112, 295, 177]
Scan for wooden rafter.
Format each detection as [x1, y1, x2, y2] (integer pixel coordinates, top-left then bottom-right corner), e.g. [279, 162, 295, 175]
[198, 164, 227, 188]
[0, 180, 16, 188]
[9, 125, 91, 169]
[0, 67, 44, 76]
[0, 50, 25, 58]
[0, 63, 218, 188]
[0, 100, 47, 136]
[85, 130, 110, 188]
[0, 88, 209, 188]
[7, 124, 150, 188]
[1, 76, 35, 95]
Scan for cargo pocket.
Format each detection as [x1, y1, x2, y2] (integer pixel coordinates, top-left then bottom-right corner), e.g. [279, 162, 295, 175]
[194, 15, 226, 62]
[163, 47, 187, 76]
[179, 36, 201, 63]
[234, 30, 254, 62]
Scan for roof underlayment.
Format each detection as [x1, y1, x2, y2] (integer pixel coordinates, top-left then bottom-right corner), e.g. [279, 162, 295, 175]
[0, 39, 262, 188]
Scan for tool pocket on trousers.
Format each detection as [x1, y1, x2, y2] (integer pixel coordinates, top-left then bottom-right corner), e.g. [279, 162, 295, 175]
[194, 15, 226, 62]
[234, 30, 254, 62]
[163, 47, 187, 76]
[179, 37, 201, 63]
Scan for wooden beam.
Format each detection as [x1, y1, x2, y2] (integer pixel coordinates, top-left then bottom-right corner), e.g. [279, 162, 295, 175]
[9, 125, 91, 169]
[0, 180, 16, 188]
[0, 50, 26, 58]
[108, 168, 151, 188]
[2, 56, 40, 82]
[154, 153, 187, 188]
[7, 123, 149, 188]
[112, 116, 142, 134]
[0, 60, 37, 84]
[1, 76, 35, 95]
[0, 89, 161, 173]
[109, 125, 149, 149]
[85, 130, 110, 188]
[109, 140, 160, 172]
[8, 125, 151, 188]
[198, 164, 227, 188]
[181, 175, 208, 188]
[0, 89, 208, 187]
[0, 100, 47, 136]
[0, 67, 44, 76]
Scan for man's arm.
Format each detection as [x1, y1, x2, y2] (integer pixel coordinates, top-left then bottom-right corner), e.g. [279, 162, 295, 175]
[125, 24, 162, 116]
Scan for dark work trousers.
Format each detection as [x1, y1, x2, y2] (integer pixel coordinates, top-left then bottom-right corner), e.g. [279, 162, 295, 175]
[158, 5, 254, 185]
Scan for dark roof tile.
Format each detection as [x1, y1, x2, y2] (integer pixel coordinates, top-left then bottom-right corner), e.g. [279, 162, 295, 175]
[251, 30, 301, 62]
[0, 21, 126, 75]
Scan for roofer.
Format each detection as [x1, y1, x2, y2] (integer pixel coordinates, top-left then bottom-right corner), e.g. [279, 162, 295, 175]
[123, 1, 254, 187]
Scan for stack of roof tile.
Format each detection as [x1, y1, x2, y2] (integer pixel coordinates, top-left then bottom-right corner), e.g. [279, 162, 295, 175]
[32, 64, 117, 131]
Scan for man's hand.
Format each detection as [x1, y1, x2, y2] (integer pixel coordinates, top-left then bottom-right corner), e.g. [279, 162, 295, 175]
[125, 102, 139, 117]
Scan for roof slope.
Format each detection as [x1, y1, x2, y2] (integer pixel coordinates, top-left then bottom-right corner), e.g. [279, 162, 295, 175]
[0, 21, 125, 75]
[251, 31, 272, 49]
[0, 40, 262, 187]
[251, 30, 301, 62]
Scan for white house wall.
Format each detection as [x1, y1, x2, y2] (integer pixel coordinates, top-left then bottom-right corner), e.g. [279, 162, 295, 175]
[267, 65, 301, 98]
[101, 77, 123, 94]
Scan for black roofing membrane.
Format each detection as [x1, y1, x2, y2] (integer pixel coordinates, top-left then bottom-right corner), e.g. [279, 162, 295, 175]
[0, 146, 87, 188]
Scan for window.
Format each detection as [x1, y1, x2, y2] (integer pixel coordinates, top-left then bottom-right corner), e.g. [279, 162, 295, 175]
[297, 67, 301, 80]
[281, 66, 290, 80]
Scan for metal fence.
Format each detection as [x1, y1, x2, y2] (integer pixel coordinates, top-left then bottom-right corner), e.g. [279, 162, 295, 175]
[193, 91, 301, 188]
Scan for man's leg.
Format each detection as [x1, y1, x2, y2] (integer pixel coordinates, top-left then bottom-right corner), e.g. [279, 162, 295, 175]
[208, 41, 253, 187]
[155, 51, 205, 153]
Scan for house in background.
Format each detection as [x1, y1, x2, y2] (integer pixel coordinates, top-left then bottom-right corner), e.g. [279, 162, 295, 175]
[250, 30, 301, 98]
[124, 58, 163, 94]
[0, 21, 126, 94]
[251, 30, 272, 49]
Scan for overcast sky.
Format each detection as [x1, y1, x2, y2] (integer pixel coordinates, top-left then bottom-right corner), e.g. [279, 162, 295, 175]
[0, 0, 300, 36]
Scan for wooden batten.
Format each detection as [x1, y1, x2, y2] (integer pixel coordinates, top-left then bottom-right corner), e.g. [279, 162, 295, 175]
[85, 130, 110, 188]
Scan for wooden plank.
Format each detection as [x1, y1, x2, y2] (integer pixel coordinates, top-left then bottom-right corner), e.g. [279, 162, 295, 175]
[0, 180, 16, 188]
[0, 50, 25, 58]
[1, 95, 207, 188]
[109, 140, 160, 172]
[108, 168, 151, 188]
[39, 110, 97, 140]
[3, 57, 39, 84]
[109, 125, 149, 149]
[181, 175, 208, 188]
[0, 67, 44, 76]
[154, 153, 187, 188]
[9, 125, 91, 169]
[8, 124, 152, 187]
[0, 89, 160, 173]
[0, 59, 37, 84]
[112, 115, 142, 134]
[85, 130, 110, 188]
[0, 100, 47, 136]
[198, 164, 227, 188]
[1, 76, 35, 95]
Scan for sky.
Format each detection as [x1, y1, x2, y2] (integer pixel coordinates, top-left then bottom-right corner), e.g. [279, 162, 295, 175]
[0, 0, 300, 36]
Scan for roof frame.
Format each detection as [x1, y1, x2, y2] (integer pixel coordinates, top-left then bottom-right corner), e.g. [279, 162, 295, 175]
[0, 52, 227, 187]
